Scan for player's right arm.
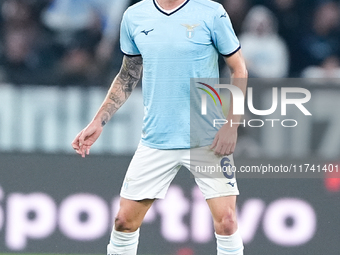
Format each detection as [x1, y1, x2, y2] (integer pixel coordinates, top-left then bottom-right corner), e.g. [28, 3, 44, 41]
[72, 55, 143, 157]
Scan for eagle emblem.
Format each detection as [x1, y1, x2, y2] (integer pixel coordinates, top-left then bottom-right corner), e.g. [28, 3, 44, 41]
[181, 24, 200, 39]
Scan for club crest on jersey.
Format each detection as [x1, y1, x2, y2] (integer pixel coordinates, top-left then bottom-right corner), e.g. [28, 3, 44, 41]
[181, 24, 200, 39]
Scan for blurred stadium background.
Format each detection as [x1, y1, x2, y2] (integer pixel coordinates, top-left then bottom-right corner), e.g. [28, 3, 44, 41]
[0, 0, 340, 255]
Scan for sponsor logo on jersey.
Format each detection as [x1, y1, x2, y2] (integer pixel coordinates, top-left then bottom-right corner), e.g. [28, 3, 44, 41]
[141, 29, 154, 35]
[220, 12, 227, 18]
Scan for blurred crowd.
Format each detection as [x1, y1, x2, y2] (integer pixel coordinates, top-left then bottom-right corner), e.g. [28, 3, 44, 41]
[0, 0, 339, 86]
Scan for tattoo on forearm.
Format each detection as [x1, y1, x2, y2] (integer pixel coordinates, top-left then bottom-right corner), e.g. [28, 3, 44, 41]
[101, 103, 118, 126]
[109, 92, 123, 105]
[101, 113, 109, 127]
[105, 103, 118, 115]
[100, 55, 143, 127]
[118, 55, 143, 97]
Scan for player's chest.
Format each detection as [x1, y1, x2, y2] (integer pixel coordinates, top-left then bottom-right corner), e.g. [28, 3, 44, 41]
[131, 19, 212, 55]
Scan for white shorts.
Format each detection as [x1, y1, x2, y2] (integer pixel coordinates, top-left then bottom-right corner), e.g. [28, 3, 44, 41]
[120, 143, 239, 200]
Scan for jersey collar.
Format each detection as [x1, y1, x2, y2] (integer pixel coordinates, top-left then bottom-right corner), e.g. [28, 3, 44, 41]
[153, 0, 190, 16]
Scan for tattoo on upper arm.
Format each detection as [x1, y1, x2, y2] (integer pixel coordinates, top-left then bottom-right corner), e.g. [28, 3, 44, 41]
[100, 55, 143, 127]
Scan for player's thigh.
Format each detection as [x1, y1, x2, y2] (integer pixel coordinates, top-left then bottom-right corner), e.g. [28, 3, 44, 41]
[121, 143, 181, 200]
[115, 197, 155, 232]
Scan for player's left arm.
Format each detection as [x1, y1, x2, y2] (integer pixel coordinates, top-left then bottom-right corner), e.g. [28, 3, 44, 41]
[210, 49, 248, 155]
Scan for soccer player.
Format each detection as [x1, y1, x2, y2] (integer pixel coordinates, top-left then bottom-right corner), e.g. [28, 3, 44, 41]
[72, 0, 248, 254]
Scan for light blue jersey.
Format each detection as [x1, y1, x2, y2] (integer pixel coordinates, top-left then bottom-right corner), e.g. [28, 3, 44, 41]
[120, 0, 240, 149]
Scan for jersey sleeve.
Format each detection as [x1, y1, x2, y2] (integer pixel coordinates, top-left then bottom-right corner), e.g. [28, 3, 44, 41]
[211, 5, 240, 57]
[120, 11, 141, 56]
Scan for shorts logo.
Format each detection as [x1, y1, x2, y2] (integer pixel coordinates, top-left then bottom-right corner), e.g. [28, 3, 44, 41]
[123, 177, 132, 190]
[181, 24, 200, 39]
[227, 181, 236, 187]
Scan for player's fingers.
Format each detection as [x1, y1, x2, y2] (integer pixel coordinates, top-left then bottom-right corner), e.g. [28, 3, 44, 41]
[81, 146, 86, 158]
[223, 142, 231, 155]
[75, 149, 82, 156]
[225, 142, 236, 155]
[210, 136, 218, 150]
[72, 143, 79, 151]
[78, 135, 85, 148]
[221, 144, 230, 156]
[71, 132, 82, 150]
[71, 139, 83, 156]
[217, 141, 234, 156]
[229, 143, 236, 155]
[214, 141, 224, 156]
[81, 145, 92, 158]
[78, 133, 88, 153]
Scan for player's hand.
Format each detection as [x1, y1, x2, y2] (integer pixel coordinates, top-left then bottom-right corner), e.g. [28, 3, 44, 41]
[210, 124, 238, 156]
[71, 121, 103, 158]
